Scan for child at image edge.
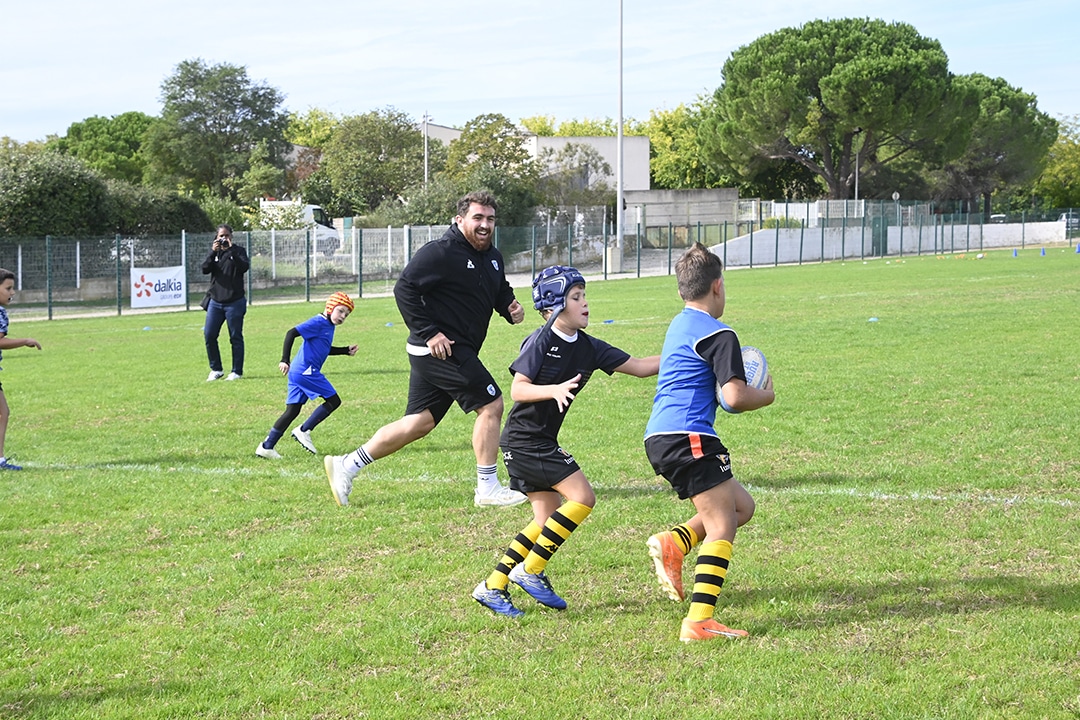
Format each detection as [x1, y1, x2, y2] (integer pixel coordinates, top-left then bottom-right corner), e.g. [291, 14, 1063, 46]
[256, 292, 358, 459]
[472, 265, 659, 618]
[0, 268, 43, 470]
[643, 242, 774, 642]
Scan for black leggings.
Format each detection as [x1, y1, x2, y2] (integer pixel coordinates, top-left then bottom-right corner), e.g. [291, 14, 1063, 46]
[272, 393, 341, 433]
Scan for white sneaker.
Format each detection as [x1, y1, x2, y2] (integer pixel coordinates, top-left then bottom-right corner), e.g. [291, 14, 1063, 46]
[292, 427, 317, 454]
[255, 444, 282, 460]
[207, 370, 224, 382]
[324, 455, 353, 506]
[225, 372, 242, 381]
[474, 485, 528, 507]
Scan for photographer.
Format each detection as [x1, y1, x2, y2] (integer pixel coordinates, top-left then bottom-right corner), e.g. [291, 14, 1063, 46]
[201, 224, 250, 381]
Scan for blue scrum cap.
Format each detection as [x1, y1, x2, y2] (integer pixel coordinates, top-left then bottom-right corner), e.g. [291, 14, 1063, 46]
[531, 265, 585, 311]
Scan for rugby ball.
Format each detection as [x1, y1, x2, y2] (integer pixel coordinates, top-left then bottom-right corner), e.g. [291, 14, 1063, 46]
[718, 345, 769, 414]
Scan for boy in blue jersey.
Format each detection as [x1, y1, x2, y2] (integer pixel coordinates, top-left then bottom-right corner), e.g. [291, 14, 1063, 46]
[0, 268, 42, 470]
[256, 292, 358, 459]
[471, 266, 659, 618]
[643, 243, 774, 642]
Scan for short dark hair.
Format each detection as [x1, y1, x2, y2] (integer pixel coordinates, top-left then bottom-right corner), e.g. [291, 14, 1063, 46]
[217, 224, 233, 236]
[457, 191, 498, 217]
[0, 268, 14, 284]
[675, 243, 723, 301]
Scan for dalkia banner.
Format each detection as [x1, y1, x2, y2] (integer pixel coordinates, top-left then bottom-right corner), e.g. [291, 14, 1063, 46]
[131, 266, 186, 308]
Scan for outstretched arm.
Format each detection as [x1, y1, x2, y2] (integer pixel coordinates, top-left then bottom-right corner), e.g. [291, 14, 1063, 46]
[509, 371, 581, 413]
[614, 355, 660, 378]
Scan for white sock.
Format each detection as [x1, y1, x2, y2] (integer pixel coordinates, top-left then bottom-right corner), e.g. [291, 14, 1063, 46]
[477, 464, 500, 493]
[343, 446, 375, 479]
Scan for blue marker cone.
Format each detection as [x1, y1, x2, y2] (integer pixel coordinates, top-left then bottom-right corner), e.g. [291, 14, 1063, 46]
[1075, 243, 1079, 253]
[1041, 247, 1046, 256]
[1013, 249, 1018, 257]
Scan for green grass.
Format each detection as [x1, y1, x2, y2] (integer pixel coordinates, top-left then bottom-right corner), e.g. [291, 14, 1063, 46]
[2, 247, 1079, 719]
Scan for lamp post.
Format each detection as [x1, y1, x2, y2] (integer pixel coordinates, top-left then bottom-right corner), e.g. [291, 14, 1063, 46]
[616, 0, 624, 253]
[422, 112, 431, 188]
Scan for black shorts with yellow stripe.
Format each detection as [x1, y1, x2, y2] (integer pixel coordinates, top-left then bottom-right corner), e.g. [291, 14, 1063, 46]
[644, 433, 734, 500]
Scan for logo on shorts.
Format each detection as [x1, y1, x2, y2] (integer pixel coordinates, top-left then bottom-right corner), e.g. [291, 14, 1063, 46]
[717, 453, 731, 473]
[503, 450, 513, 462]
[487, 384, 496, 396]
[558, 447, 575, 464]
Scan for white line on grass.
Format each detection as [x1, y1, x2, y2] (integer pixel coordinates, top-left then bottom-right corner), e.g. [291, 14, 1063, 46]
[744, 484, 1077, 509]
[27, 463, 1078, 508]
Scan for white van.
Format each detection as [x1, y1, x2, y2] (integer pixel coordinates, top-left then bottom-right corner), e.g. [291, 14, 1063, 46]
[258, 199, 341, 256]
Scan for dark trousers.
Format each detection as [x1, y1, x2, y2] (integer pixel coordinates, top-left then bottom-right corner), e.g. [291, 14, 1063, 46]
[205, 298, 247, 375]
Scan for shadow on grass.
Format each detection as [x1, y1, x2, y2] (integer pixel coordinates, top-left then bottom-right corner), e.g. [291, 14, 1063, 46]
[0, 683, 178, 718]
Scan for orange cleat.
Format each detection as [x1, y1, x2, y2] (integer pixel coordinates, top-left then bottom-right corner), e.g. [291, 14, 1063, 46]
[679, 617, 749, 642]
[646, 532, 685, 601]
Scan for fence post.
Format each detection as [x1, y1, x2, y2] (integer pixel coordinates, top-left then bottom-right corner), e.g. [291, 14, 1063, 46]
[775, 217, 780, 267]
[182, 230, 189, 311]
[45, 235, 53, 321]
[246, 231, 253, 304]
[305, 229, 311, 303]
[115, 234, 122, 316]
[531, 226, 537, 280]
[636, 223, 642, 278]
[603, 219, 608, 281]
[356, 226, 364, 299]
[899, 206, 904, 258]
[567, 222, 572, 267]
[271, 228, 277, 280]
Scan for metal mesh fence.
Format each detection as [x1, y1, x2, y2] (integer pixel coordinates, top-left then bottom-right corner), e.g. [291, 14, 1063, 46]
[3, 204, 1076, 320]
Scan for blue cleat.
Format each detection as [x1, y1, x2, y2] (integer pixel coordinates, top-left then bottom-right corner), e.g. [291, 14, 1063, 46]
[508, 565, 567, 610]
[472, 581, 524, 619]
[0, 459, 22, 471]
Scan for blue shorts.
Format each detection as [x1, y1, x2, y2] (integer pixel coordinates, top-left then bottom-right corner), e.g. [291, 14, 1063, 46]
[286, 371, 336, 405]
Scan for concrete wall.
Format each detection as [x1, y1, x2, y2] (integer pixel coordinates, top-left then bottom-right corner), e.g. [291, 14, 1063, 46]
[625, 188, 741, 227]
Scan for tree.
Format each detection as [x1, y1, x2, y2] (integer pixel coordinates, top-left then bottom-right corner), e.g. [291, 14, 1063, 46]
[0, 151, 111, 235]
[143, 59, 289, 199]
[319, 107, 426, 215]
[536, 142, 613, 209]
[704, 18, 979, 199]
[642, 103, 730, 190]
[1034, 116, 1080, 209]
[445, 113, 534, 180]
[931, 74, 1057, 215]
[227, 140, 286, 205]
[48, 112, 154, 184]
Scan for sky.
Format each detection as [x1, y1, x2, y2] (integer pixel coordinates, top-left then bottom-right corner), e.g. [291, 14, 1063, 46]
[2, 0, 1077, 143]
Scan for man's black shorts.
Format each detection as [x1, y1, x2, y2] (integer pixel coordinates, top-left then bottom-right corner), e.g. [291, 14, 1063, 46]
[644, 432, 734, 500]
[502, 444, 581, 495]
[406, 349, 501, 424]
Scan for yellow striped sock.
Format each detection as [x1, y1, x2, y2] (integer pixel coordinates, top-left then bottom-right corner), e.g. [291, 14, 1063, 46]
[687, 539, 733, 622]
[670, 523, 700, 555]
[486, 522, 542, 590]
[523, 501, 592, 575]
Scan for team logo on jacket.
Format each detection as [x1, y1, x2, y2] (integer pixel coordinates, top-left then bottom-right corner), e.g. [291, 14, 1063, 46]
[491, 259, 499, 270]
[467, 260, 475, 269]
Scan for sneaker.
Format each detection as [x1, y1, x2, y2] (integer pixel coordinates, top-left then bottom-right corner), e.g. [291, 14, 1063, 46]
[324, 455, 352, 507]
[679, 617, 749, 642]
[472, 581, 524, 619]
[474, 485, 528, 507]
[225, 372, 242, 381]
[206, 370, 224, 382]
[0, 459, 22, 471]
[647, 532, 685, 601]
[291, 427, 317, 454]
[508, 564, 567, 610]
[255, 444, 282, 460]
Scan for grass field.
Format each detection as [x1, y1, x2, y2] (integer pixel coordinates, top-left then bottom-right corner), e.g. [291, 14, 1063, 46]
[1, 247, 1078, 719]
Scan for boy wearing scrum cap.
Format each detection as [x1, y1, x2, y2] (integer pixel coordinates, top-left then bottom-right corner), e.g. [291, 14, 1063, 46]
[471, 266, 659, 618]
[256, 292, 358, 459]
